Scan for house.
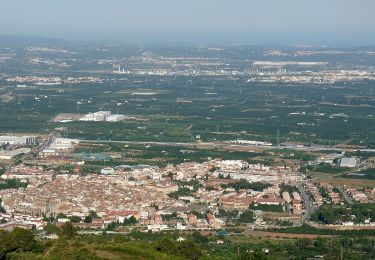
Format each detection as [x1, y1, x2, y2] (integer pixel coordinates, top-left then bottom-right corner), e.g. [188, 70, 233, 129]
[187, 213, 197, 226]
[207, 212, 221, 229]
[292, 199, 302, 214]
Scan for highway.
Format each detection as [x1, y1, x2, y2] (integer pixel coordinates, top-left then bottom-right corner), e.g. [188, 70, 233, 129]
[80, 139, 198, 148]
[79, 139, 375, 153]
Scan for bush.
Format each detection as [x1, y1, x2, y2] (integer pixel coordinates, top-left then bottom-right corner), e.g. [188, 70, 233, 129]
[58, 222, 78, 239]
[155, 238, 178, 255]
[0, 228, 36, 258]
[69, 216, 82, 223]
[178, 240, 202, 260]
[239, 210, 254, 223]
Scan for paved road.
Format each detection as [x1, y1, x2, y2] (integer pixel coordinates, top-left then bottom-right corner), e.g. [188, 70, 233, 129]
[337, 186, 354, 205]
[80, 139, 198, 148]
[297, 182, 317, 226]
[78, 230, 129, 235]
[79, 139, 375, 153]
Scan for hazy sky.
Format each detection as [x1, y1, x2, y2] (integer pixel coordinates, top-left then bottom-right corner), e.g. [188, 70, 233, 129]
[1, 0, 374, 45]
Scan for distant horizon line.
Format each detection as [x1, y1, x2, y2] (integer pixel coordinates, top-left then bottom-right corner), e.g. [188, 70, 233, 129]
[0, 33, 374, 49]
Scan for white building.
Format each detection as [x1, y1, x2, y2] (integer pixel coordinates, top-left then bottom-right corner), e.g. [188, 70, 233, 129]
[78, 111, 129, 122]
[79, 111, 112, 121]
[106, 114, 126, 122]
[340, 158, 358, 168]
[231, 140, 272, 146]
[282, 191, 291, 203]
[147, 224, 168, 232]
[101, 167, 115, 175]
[40, 138, 79, 157]
[292, 192, 301, 201]
[41, 148, 59, 157]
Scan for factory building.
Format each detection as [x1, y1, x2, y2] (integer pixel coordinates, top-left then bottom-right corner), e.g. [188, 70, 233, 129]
[78, 111, 127, 122]
[40, 138, 79, 157]
[0, 136, 36, 146]
[79, 111, 111, 121]
[340, 157, 359, 168]
[0, 148, 31, 160]
[106, 114, 126, 122]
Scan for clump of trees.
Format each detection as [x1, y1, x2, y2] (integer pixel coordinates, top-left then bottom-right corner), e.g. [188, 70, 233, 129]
[311, 204, 375, 224]
[0, 179, 28, 190]
[266, 223, 375, 236]
[218, 209, 239, 220]
[0, 228, 36, 258]
[155, 238, 202, 260]
[279, 183, 299, 194]
[58, 222, 78, 239]
[218, 208, 254, 223]
[239, 210, 254, 223]
[84, 210, 99, 223]
[221, 179, 272, 192]
[69, 215, 82, 223]
[307, 163, 347, 174]
[319, 187, 330, 200]
[106, 216, 138, 231]
[249, 203, 284, 213]
[168, 187, 193, 199]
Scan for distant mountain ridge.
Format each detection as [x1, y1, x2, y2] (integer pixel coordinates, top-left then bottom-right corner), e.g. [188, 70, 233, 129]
[0, 34, 69, 48]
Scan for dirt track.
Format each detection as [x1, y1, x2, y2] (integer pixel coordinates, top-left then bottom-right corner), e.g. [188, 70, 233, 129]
[245, 230, 332, 239]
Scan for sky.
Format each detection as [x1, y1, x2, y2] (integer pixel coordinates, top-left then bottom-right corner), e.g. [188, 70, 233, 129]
[1, 0, 374, 46]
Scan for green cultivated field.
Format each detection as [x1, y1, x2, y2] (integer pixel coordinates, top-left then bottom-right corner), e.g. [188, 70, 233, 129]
[1, 77, 374, 147]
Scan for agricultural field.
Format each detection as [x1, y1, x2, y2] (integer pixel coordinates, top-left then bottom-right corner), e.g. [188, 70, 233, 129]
[308, 171, 375, 189]
[1, 76, 375, 147]
[0, 42, 374, 148]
